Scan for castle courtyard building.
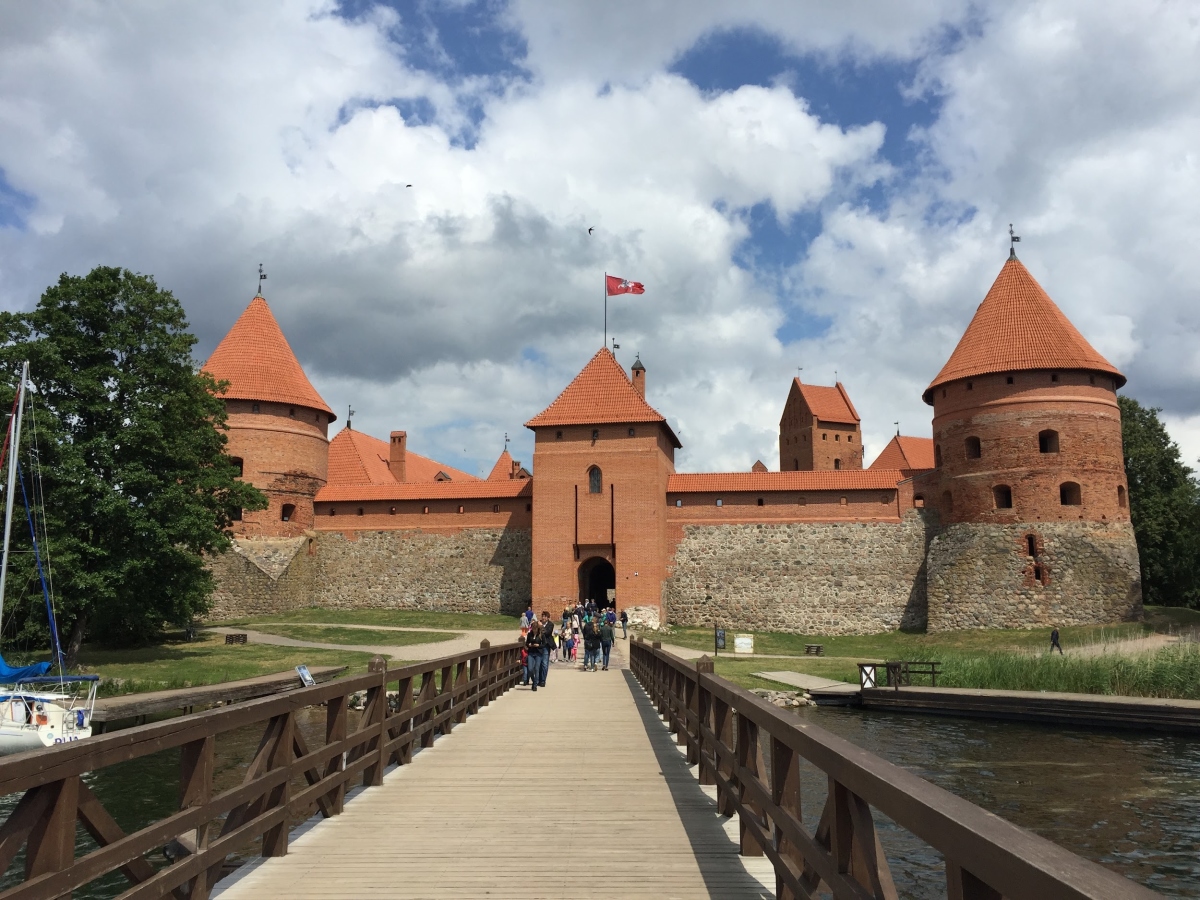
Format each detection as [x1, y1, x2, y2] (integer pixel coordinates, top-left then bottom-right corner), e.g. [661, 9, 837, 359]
[208, 253, 1142, 633]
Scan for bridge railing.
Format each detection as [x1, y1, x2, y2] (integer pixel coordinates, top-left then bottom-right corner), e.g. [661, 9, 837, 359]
[0, 639, 523, 900]
[629, 638, 1157, 900]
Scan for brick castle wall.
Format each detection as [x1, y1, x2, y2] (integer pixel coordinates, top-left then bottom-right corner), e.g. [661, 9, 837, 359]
[926, 521, 1142, 631]
[208, 526, 532, 619]
[661, 513, 932, 634]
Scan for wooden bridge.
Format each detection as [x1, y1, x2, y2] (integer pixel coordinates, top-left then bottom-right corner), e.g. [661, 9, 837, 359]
[0, 639, 1161, 899]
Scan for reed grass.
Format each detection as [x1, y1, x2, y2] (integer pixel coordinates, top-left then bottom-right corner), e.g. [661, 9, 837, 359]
[934, 643, 1200, 700]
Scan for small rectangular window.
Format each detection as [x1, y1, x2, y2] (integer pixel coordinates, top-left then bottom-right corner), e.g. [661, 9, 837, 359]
[715, 499, 723, 507]
[967, 381, 973, 390]
[675, 499, 682, 507]
[493, 504, 500, 513]
[458, 505, 465, 514]
[1006, 376, 1014, 385]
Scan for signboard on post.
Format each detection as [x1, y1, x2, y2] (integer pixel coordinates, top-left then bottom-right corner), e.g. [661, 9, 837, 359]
[714, 628, 726, 654]
[295, 664, 316, 687]
[734, 634, 755, 655]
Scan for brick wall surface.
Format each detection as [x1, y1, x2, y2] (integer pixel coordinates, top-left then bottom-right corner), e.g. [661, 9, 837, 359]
[208, 526, 532, 619]
[661, 513, 932, 634]
[926, 520, 1142, 631]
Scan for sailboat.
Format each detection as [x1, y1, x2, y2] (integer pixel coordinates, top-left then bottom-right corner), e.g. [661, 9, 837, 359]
[0, 361, 97, 754]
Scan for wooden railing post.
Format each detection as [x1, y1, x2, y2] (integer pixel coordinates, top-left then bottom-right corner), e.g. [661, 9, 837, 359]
[736, 713, 765, 857]
[947, 862, 1003, 900]
[771, 734, 803, 900]
[179, 735, 214, 898]
[468, 641, 486, 714]
[24, 777, 79, 882]
[419, 670, 437, 749]
[394, 676, 414, 765]
[439, 663, 454, 735]
[260, 712, 295, 857]
[324, 694, 348, 812]
[694, 656, 714, 773]
[713, 696, 736, 816]
[452, 659, 470, 725]
[362, 656, 387, 788]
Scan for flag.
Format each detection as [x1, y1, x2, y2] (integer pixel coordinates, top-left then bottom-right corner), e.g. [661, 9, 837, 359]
[606, 275, 645, 296]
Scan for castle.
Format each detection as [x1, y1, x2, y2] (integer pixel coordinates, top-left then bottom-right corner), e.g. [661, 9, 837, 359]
[206, 252, 1143, 633]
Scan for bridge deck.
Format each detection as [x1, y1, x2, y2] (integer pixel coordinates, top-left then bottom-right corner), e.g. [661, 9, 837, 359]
[214, 643, 773, 899]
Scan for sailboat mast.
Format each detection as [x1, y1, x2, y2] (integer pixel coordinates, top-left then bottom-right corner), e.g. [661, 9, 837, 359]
[0, 361, 30, 628]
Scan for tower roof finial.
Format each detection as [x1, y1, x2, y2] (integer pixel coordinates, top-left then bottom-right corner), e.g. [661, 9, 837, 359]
[1009, 224, 1021, 260]
[257, 263, 267, 296]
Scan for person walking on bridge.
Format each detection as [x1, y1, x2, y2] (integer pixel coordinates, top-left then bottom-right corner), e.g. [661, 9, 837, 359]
[524, 620, 543, 691]
[599, 618, 615, 671]
[582, 620, 602, 671]
[538, 611, 555, 687]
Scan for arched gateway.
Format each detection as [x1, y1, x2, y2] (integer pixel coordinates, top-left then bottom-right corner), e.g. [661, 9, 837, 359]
[578, 557, 615, 607]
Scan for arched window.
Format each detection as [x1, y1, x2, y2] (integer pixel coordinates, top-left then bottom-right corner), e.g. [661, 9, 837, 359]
[793, 458, 799, 470]
[834, 459, 841, 470]
[1039, 430, 1060, 453]
[993, 485, 1013, 509]
[357, 507, 364, 516]
[230, 456, 244, 477]
[588, 466, 602, 494]
[1060, 482, 1082, 506]
[251, 403, 260, 413]
[941, 490, 953, 513]
[934, 444, 943, 467]
[231, 507, 242, 521]
[913, 494, 925, 508]
[1117, 485, 1127, 508]
[281, 503, 295, 522]
[757, 498, 764, 507]
[964, 436, 981, 459]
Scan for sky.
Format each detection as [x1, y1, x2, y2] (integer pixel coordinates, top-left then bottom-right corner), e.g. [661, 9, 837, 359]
[1, 1, 1199, 477]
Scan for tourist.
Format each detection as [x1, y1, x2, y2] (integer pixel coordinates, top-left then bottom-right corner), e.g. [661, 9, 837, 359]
[524, 603, 535, 626]
[1050, 626, 1064, 655]
[564, 631, 576, 662]
[524, 620, 543, 691]
[582, 620, 602, 671]
[538, 611, 555, 687]
[619, 609, 628, 639]
[599, 617, 615, 671]
[605, 606, 617, 626]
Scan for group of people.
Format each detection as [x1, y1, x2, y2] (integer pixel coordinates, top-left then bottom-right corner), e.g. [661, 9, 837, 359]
[519, 600, 630, 688]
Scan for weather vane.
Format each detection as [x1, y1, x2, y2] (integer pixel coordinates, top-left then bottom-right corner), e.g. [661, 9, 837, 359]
[611, 338, 620, 351]
[504, 432, 510, 450]
[257, 263, 267, 295]
[894, 421, 900, 435]
[1009, 224, 1021, 258]
[347, 404, 355, 428]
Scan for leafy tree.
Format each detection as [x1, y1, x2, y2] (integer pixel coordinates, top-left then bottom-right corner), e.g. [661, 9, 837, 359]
[1119, 395, 1200, 608]
[0, 267, 265, 663]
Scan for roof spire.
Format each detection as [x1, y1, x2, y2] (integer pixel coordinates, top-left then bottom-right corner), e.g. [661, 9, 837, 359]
[257, 263, 267, 297]
[1008, 224, 1021, 260]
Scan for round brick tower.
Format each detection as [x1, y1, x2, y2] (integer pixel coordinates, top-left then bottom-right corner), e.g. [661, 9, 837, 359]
[921, 251, 1141, 630]
[204, 294, 335, 537]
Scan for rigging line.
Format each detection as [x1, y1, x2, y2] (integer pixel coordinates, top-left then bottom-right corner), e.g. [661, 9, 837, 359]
[26, 393, 53, 601]
[17, 459, 63, 674]
[0, 391, 19, 491]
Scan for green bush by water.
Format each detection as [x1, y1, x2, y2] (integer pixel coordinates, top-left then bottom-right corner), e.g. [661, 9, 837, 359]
[936, 643, 1200, 699]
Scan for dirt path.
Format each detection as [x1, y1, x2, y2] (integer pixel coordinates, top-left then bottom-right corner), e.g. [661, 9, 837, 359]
[207, 626, 520, 661]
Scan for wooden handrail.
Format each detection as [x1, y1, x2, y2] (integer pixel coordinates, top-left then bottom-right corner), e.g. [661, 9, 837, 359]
[0, 640, 523, 900]
[628, 638, 1159, 900]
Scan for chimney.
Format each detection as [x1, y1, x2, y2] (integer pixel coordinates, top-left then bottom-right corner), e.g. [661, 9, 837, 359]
[631, 354, 646, 398]
[389, 431, 407, 482]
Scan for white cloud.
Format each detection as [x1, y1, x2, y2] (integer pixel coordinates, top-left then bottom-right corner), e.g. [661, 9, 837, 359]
[1, 0, 1198, 478]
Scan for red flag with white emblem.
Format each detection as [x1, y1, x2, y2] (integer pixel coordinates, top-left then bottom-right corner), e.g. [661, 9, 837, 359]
[605, 275, 645, 296]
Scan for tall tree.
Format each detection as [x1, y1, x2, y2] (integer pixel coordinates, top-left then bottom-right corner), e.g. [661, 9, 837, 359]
[0, 267, 265, 661]
[1119, 395, 1200, 608]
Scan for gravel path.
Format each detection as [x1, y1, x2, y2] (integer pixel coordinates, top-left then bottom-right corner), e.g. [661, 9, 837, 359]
[207, 626, 520, 660]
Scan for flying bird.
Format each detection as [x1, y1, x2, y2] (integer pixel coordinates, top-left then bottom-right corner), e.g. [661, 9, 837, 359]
[588, 227, 594, 235]
[406, 184, 413, 188]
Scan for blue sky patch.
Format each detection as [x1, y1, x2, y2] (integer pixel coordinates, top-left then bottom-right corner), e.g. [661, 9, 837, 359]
[0, 168, 33, 230]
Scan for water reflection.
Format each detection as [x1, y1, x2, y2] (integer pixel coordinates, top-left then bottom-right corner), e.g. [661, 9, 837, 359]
[797, 706, 1200, 897]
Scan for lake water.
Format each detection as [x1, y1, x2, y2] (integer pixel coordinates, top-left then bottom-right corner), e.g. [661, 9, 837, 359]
[0, 705, 1196, 897]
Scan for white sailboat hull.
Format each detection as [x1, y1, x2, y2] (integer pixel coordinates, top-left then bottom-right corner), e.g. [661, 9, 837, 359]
[0, 693, 93, 755]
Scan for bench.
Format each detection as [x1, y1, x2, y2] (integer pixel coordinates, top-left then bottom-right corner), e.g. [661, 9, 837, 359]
[224, 633, 248, 645]
[804, 644, 824, 656]
[883, 660, 941, 689]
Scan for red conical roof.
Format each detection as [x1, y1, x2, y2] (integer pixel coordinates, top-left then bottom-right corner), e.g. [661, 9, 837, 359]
[525, 348, 680, 446]
[204, 296, 334, 417]
[923, 256, 1124, 404]
[487, 449, 515, 480]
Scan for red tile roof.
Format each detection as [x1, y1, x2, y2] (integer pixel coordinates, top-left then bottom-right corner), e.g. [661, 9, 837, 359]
[325, 427, 479, 488]
[488, 450, 514, 480]
[924, 256, 1125, 403]
[667, 470, 905, 493]
[525, 348, 681, 446]
[204, 296, 334, 417]
[869, 435, 935, 471]
[316, 480, 531, 503]
[790, 380, 860, 425]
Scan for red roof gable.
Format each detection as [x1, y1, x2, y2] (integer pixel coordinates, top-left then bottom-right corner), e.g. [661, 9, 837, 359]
[488, 450, 514, 480]
[783, 379, 860, 426]
[525, 348, 680, 446]
[326, 427, 479, 488]
[924, 256, 1125, 403]
[204, 296, 334, 417]
[869, 435, 935, 471]
[667, 470, 904, 493]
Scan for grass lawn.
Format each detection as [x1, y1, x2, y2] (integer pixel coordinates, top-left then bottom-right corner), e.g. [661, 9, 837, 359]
[713, 656, 862, 690]
[77, 633, 378, 696]
[636, 620, 1149, 659]
[244, 624, 460, 646]
[210, 608, 520, 631]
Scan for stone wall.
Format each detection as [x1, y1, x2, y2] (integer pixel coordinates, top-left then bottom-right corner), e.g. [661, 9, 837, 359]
[661, 513, 932, 634]
[208, 526, 532, 619]
[926, 521, 1142, 631]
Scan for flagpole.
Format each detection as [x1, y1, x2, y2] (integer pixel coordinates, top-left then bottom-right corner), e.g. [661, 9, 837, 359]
[603, 272, 607, 348]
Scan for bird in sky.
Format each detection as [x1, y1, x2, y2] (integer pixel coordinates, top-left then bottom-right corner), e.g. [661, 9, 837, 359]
[405, 184, 413, 188]
[588, 226, 594, 234]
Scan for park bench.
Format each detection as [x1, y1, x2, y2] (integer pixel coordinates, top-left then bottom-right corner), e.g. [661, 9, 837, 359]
[804, 644, 824, 656]
[224, 632, 248, 645]
[883, 660, 941, 689]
